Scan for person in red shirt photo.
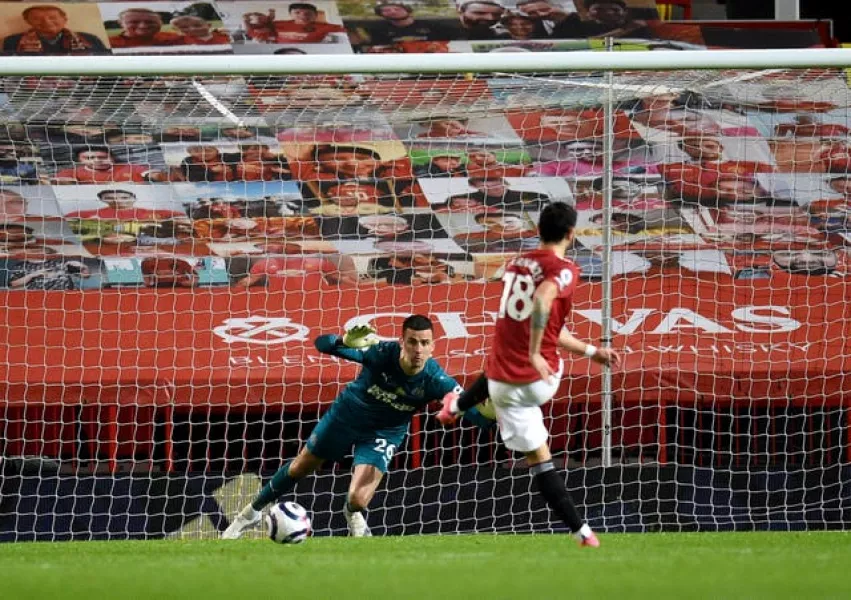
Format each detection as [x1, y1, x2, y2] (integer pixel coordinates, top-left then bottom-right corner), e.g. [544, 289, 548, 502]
[659, 136, 774, 204]
[828, 176, 851, 198]
[170, 15, 231, 45]
[632, 92, 759, 137]
[233, 144, 292, 181]
[438, 202, 621, 548]
[246, 3, 346, 44]
[509, 109, 637, 143]
[414, 152, 468, 177]
[52, 147, 161, 184]
[415, 118, 487, 139]
[141, 256, 198, 288]
[313, 181, 395, 216]
[366, 253, 462, 286]
[108, 9, 184, 48]
[774, 114, 850, 139]
[189, 198, 242, 220]
[0, 191, 34, 222]
[756, 85, 838, 113]
[241, 11, 276, 41]
[235, 254, 357, 287]
[175, 146, 235, 182]
[704, 177, 774, 207]
[288, 144, 412, 182]
[818, 142, 851, 174]
[64, 189, 186, 220]
[465, 150, 531, 178]
[2, 5, 108, 55]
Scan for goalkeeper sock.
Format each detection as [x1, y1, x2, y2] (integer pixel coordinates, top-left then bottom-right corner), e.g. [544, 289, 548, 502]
[346, 499, 365, 514]
[530, 461, 584, 534]
[251, 461, 299, 511]
[456, 373, 489, 412]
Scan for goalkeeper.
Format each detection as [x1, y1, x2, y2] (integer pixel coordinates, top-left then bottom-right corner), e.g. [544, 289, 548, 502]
[223, 314, 492, 538]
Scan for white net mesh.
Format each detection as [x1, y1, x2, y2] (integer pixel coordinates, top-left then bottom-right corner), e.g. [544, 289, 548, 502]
[1, 56, 850, 540]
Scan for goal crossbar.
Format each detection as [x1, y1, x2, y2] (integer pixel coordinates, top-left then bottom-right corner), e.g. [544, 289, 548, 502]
[1, 48, 851, 77]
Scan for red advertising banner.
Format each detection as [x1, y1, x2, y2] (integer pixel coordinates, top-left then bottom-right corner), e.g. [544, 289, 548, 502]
[2, 276, 848, 409]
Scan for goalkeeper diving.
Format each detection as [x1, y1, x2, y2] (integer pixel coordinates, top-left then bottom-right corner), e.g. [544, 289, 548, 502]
[223, 314, 492, 538]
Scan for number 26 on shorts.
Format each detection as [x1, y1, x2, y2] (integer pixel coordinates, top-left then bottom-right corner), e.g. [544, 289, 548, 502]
[373, 438, 396, 466]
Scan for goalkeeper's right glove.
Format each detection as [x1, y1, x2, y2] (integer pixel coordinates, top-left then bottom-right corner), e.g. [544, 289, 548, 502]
[436, 389, 461, 426]
[343, 323, 379, 349]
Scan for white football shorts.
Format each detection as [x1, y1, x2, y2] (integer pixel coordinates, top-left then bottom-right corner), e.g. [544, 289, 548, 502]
[487, 360, 563, 453]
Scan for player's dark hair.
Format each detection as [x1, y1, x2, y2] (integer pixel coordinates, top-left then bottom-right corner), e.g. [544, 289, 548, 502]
[289, 3, 317, 13]
[586, 0, 627, 8]
[75, 146, 112, 158]
[502, 12, 534, 24]
[23, 5, 67, 20]
[677, 136, 722, 151]
[458, 1, 504, 13]
[238, 143, 269, 152]
[375, 2, 412, 16]
[402, 314, 433, 334]
[97, 189, 136, 199]
[0, 223, 33, 233]
[314, 145, 380, 160]
[538, 202, 577, 243]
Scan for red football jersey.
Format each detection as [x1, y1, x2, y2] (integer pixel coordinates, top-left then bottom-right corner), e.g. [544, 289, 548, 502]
[108, 32, 184, 48]
[272, 21, 345, 43]
[65, 207, 185, 220]
[487, 248, 580, 384]
[658, 161, 773, 201]
[54, 164, 151, 183]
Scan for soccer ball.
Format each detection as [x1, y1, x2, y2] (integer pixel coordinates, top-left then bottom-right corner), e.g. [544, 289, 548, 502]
[266, 501, 311, 544]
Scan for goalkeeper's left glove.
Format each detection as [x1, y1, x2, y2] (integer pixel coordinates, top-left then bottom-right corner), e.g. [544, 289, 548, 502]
[343, 322, 379, 349]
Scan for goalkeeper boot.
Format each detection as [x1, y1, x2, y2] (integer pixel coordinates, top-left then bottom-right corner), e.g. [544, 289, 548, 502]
[578, 531, 600, 548]
[221, 505, 262, 539]
[436, 390, 461, 426]
[343, 504, 372, 537]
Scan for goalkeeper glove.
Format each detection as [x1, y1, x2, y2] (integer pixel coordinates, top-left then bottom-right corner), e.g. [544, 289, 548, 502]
[343, 323, 379, 349]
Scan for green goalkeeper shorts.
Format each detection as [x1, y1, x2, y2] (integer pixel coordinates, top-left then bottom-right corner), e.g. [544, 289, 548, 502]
[306, 403, 406, 473]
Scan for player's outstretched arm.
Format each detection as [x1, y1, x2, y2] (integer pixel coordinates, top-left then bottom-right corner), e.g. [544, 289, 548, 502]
[557, 329, 622, 368]
[314, 323, 380, 364]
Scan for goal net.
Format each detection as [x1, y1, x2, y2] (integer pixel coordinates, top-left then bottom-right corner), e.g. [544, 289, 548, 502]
[0, 52, 849, 540]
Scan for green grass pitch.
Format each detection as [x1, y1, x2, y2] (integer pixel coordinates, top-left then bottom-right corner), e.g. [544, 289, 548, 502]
[1, 532, 849, 599]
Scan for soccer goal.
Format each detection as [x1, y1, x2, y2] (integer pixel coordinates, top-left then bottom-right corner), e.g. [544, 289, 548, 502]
[0, 48, 849, 541]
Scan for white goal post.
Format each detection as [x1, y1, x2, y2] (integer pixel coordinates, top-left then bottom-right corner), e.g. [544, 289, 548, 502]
[1, 48, 851, 75]
[1, 48, 850, 541]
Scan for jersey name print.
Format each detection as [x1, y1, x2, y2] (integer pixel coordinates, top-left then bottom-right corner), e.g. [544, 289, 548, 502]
[487, 249, 580, 384]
